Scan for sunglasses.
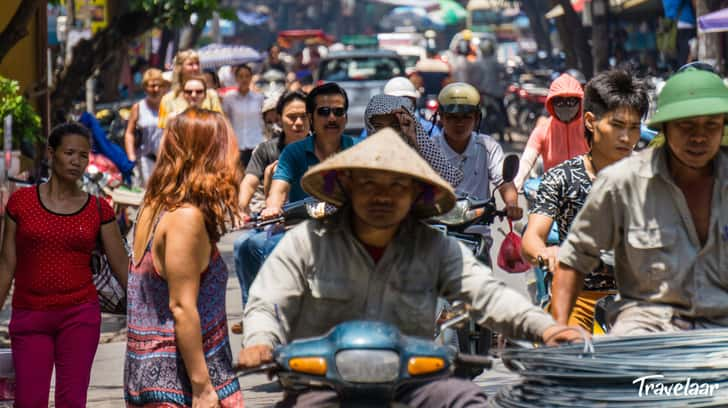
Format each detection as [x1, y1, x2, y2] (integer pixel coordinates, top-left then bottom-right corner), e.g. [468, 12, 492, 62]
[316, 106, 346, 117]
[552, 97, 580, 108]
[184, 89, 205, 96]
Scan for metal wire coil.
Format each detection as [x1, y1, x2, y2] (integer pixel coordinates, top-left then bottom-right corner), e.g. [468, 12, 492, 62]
[491, 329, 728, 407]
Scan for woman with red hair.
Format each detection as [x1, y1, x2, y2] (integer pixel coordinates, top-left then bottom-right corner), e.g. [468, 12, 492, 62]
[124, 108, 244, 407]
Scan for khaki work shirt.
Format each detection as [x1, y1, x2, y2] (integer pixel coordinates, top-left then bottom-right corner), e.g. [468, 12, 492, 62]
[559, 147, 728, 325]
[243, 209, 554, 348]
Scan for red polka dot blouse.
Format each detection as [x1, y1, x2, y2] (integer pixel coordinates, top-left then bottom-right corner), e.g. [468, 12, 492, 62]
[6, 186, 115, 310]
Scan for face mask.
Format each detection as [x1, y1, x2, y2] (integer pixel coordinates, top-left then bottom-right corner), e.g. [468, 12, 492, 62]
[554, 105, 580, 123]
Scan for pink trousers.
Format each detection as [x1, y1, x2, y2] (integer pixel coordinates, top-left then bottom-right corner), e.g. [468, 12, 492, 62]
[9, 301, 101, 408]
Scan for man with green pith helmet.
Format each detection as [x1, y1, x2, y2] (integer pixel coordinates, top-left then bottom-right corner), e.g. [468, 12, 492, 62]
[554, 67, 728, 335]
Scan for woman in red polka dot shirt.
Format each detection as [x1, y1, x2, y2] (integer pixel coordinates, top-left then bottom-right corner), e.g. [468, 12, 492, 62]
[0, 122, 129, 407]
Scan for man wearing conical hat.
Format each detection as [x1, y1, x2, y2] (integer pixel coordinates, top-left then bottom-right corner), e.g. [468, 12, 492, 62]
[556, 67, 728, 335]
[238, 128, 581, 406]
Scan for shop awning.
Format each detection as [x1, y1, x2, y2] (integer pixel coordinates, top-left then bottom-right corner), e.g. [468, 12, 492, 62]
[699, 8, 728, 33]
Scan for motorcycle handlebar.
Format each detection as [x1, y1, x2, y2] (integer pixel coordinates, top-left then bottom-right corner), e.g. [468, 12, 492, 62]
[236, 362, 279, 377]
[455, 353, 493, 370]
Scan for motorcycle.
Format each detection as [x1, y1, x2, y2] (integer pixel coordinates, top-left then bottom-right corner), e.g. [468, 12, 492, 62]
[636, 123, 658, 151]
[479, 93, 508, 142]
[256, 69, 287, 96]
[414, 58, 450, 127]
[242, 197, 329, 231]
[426, 154, 520, 376]
[82, 153, 142, 238]
[521, 175, 559, 307]
[238, 319, 492, 407]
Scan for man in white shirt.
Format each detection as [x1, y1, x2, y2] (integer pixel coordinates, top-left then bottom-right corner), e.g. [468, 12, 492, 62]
[432, 83, 522, 263]
[223, 64, 264, 166]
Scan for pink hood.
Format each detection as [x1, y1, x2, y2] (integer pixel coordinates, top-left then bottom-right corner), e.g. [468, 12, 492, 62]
[527, 74, 589, 171]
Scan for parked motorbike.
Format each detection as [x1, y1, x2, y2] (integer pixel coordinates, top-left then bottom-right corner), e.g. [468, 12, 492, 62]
[82, 153, 142, 238]
[238, 319, 492, 406]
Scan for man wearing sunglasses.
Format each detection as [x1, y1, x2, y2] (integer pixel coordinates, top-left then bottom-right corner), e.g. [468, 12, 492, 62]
[261, 83, 356, 219]
[232, 84, 356, 313]
[513, 73, 590, 191]
[556, 67, 728, 335]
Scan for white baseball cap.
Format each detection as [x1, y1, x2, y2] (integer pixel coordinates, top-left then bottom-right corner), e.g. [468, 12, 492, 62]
[383, 77, 419, 99]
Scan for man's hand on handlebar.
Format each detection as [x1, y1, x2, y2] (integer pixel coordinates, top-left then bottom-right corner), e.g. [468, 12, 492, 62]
[238, 344, 274, 369]
[537, 246, 560, 272]
[542, 324, 591, 346]
[504, 203, 523, 221]
[259, 206, 283, 221]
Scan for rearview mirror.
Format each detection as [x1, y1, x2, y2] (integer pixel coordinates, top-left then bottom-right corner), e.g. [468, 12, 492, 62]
[502, 154, 519, 183]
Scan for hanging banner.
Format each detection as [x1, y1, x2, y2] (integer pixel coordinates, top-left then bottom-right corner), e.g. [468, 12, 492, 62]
[74, 0, 108, 33]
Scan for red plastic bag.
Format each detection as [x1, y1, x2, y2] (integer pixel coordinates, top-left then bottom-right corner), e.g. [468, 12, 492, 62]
[497, 220, 530, 274]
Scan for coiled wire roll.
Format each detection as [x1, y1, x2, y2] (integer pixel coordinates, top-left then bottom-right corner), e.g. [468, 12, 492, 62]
[491, 329, 728, 407]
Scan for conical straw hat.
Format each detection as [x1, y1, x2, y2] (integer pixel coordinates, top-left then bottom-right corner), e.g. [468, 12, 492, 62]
[301, 127, 456, 218]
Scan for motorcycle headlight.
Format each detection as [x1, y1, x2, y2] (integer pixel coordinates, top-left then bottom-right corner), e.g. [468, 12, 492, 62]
[335, 350, 400, 383]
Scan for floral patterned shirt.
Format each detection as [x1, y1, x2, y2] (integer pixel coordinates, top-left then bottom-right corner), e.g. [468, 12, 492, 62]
[532, 155, 615, 290]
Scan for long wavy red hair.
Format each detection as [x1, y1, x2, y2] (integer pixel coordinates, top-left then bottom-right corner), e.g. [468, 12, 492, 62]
[144, 108, 241, 242]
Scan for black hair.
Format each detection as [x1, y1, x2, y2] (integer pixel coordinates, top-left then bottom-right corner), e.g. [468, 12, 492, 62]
[203, 68, 221, 89]
[47, 122, 92, 150]
[305, 82, 349, 115]
[234, 64, 253, 76]
[276, 90, 308, 115]
[583, 69, 650, 145]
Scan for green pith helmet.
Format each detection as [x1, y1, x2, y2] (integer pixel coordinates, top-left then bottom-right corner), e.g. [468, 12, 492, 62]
[438, 82, 481, 114]
[648, 67, 728, 128]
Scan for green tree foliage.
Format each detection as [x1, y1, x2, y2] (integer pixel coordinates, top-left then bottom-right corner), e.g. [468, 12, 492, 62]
[51, 0, 233, 116]
[0, 76, 42, 149]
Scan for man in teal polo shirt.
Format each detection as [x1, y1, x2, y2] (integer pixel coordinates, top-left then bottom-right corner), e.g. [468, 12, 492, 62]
[261, 82, 356, 215]
[232, 84, 356, 323]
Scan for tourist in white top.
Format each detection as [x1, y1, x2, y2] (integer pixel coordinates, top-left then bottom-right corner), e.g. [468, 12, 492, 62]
[223, 64, 264, 167]
[124, 68, 165, 187]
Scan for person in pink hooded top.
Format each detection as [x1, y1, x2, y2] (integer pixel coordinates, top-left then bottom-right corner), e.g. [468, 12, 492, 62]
[514, 73, 589, 190]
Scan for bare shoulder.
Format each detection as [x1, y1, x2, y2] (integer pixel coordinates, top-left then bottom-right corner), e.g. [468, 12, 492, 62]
[158, 206, 207, 236]
[155, 205, 211, 268]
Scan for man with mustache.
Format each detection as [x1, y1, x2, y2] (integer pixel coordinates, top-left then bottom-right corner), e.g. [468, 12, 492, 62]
[555, 67, 728, 335]
[238, 128, 581, 406]
[261, 82, 355, 217]
[520, 70, 649, 332]
[233, 84, 356, 316]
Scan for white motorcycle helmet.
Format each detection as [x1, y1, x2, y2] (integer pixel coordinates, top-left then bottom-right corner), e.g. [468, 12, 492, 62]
[383, 77, 420, 99]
